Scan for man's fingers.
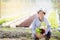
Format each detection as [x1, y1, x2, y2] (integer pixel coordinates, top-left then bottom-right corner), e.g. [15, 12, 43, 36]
[35, 33, 44, 38]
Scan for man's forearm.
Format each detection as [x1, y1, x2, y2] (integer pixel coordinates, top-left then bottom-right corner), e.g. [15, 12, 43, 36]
[45, 25, 51, 34]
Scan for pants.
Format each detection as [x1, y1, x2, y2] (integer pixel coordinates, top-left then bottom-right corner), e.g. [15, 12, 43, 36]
[34, 31, 51, 40]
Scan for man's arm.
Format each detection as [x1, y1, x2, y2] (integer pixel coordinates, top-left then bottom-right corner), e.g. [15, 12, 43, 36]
[44, 18, 51, 35]
[29, 18, 36, 35]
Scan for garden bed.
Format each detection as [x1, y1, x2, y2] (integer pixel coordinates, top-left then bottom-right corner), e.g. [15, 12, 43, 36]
[0, 27, 60, 40]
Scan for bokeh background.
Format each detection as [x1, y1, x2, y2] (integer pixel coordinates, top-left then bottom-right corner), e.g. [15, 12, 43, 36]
[0, 0, 60, 27]
[0, 0, 60, 28]
[0, 0, 60, 40]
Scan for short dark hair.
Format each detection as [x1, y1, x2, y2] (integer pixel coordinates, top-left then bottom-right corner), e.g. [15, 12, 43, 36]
[37, 10, 46, 15]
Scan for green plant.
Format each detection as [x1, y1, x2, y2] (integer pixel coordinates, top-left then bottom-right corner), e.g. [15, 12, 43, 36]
[0, 18, 6, 25]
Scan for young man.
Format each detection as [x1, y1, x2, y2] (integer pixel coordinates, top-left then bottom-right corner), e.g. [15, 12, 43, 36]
[29, 10, 51, 40]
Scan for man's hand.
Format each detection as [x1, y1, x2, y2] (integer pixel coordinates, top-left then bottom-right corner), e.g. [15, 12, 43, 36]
[43, 33, 45, 37]
[43, 33, 46, 36]
[35, 33, 45, 38]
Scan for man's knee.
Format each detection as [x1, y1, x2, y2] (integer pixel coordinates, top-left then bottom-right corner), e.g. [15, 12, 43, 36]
[45, 31, 51, 40]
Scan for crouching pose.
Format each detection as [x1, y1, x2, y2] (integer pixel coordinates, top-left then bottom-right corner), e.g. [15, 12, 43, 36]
[29, 10, 51, 40]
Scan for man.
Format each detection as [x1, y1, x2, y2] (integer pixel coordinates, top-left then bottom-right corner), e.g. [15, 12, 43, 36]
[29, 10, 51, 40]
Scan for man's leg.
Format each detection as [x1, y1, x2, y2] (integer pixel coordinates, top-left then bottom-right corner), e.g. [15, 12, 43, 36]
[45, 31, 51, 40]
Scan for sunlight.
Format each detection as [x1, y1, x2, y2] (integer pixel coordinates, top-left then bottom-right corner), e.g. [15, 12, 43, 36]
[1, 0, 53, 27]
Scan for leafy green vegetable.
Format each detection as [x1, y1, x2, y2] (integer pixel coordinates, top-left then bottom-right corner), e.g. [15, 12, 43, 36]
[35, 28, 41, 33]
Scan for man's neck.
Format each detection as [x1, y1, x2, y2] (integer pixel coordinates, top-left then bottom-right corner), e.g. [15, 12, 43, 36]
[38, 17, 44, 22]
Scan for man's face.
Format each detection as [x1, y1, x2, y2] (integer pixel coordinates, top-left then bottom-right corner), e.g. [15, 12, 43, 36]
[38, 12, 45, 18]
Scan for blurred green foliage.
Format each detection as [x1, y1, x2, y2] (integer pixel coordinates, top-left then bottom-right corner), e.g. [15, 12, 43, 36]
[0, 18, 6, 25]
[48, 10, 58, 28]
[0, 16, 18, 25]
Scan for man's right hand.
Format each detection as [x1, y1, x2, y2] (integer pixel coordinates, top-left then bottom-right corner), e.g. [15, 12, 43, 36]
[35, 33, 44, 38]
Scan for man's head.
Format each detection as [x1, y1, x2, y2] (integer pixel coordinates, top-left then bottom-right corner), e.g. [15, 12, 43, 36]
[37, 10, 46, 20]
